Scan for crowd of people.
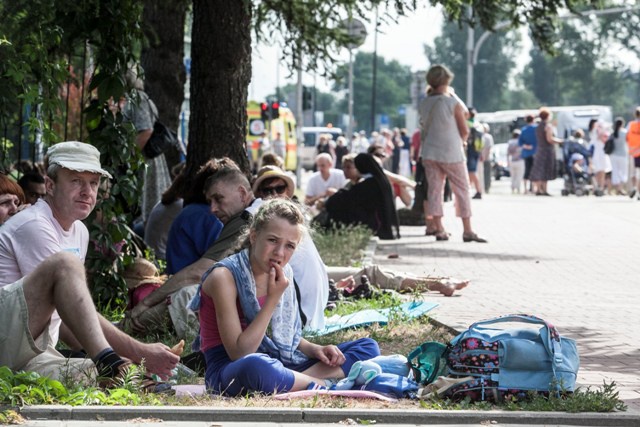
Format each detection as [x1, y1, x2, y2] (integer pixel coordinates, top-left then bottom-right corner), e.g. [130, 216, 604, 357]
[506, 108, 640, 198]
[10, 63, 640, 398]
[0, 132, 471, 396]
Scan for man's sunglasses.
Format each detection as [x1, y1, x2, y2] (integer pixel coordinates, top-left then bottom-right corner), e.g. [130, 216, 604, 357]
[260, 184, 288, 196]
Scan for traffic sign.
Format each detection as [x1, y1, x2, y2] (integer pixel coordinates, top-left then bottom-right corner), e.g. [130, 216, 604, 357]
[340, 18, 367, 50]
[249, 119, 265, 136]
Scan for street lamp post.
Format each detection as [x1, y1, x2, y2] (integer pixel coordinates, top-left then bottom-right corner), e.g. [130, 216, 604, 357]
[341, 18, 367, 140]
[465, 6, 474, 107]
[465, 5, 640, 108]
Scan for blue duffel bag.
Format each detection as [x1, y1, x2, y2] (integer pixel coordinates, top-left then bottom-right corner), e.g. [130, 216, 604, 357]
[443, 314, 579, 402]
[408, 314, 580, 402]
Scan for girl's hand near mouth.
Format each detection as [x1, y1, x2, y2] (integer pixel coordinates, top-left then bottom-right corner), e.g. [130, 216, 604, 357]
[267, 262, 288, 301]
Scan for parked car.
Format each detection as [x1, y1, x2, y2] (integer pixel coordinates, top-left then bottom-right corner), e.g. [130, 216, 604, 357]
[491, 143, 510, 180]
[299, 126, 343, 170]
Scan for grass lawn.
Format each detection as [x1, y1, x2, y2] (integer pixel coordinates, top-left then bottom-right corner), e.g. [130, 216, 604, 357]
[1, 225, 626, 413]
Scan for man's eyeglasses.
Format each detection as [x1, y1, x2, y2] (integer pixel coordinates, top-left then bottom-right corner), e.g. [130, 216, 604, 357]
[260, 184, 288, 196]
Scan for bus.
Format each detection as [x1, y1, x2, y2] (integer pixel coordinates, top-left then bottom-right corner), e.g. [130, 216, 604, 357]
[476, 105, 612, 177]
[475, 105, 613, 144]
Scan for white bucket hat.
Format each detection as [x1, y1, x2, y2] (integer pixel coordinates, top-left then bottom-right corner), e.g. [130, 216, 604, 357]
[47, 141, 112, 179]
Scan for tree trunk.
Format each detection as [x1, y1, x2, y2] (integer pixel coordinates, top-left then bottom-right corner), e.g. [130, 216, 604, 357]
[140, 0, 188, 172]
[184, 0, 252, 197]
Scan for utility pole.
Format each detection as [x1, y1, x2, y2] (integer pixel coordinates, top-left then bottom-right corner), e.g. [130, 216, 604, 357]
[466, 5, 640, 109]
[370, 7, 379, 132]
[466, 6, 474, 107]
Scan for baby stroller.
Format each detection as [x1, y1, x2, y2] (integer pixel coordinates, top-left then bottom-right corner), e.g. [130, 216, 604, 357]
[561, 140, 594, 196]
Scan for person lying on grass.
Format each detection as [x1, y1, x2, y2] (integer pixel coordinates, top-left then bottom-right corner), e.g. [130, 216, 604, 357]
[252, 165, 469, 301]
[193, 198, 380, 395]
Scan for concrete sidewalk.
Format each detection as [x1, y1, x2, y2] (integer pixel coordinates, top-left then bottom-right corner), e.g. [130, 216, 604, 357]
[374, 178, 640, 412]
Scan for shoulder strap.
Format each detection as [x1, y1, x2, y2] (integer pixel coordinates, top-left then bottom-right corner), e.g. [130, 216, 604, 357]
[422, 96, 443, 135]
[140, 91, 158, 123]
[293, 278, 307, 327]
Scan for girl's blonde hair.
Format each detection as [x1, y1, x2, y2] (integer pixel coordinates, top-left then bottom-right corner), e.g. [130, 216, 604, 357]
[239, 198, 307, 250]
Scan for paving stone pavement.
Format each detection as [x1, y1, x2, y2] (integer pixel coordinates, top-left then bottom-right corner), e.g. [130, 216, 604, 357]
[373, 178, 640, 412]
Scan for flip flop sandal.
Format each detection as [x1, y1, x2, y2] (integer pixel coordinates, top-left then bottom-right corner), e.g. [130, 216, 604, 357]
[435, 232, 449, 241]
[462, 233, 488, 243]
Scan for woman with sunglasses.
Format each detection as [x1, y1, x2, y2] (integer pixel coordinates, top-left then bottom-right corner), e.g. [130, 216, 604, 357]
[196, 198, 379, 395]
[0, 174, 27, 226]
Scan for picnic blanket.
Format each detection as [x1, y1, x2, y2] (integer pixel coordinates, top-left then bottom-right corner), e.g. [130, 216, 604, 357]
[172, 385, 397, 402]
[314, 300, 438, 336]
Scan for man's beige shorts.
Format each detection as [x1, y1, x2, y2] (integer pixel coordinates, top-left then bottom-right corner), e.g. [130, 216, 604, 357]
[0, 279, 95, 384]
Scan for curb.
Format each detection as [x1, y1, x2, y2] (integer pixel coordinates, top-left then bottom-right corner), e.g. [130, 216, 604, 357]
[19, 405, 640, 426]
[361, 235, 378, 267]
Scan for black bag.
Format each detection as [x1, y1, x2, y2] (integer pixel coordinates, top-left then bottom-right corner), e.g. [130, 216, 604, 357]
[140, 92, 178, 159]
[604, 135, 615, 155]
[143, 120, 178, 159]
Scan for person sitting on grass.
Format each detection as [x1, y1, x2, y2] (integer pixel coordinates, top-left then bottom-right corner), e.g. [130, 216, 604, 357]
[195, 198, 380, 395]
[0, 174, 27, 225]
[0, 141, 178, 392]
[325, 153, 400, 240]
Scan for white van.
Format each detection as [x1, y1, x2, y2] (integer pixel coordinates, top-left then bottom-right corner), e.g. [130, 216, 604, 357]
[299, 126, 343, 170]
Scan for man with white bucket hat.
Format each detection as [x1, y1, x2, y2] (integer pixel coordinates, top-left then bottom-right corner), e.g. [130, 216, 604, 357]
[0, 141, 178, 392]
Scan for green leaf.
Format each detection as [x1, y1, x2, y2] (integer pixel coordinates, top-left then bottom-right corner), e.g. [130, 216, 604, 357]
[97, 74, 125, 103]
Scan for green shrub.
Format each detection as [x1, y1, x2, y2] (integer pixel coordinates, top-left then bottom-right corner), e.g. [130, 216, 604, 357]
[312, 223, 372, 267]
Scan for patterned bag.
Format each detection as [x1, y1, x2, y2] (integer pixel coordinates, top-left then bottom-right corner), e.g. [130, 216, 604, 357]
[442, 314, 580, 402]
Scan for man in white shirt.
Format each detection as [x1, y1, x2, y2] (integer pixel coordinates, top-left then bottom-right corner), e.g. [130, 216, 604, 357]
[272, 132, 286, 159]
[0, 141, 178, 390]
[304, 153, 346, 207]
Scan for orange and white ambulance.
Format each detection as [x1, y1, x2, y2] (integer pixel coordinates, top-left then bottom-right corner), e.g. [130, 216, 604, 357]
[246, 100, 298, 171]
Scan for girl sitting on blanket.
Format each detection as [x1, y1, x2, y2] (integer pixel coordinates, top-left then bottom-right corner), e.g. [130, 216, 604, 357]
[197, 198, 380, 395]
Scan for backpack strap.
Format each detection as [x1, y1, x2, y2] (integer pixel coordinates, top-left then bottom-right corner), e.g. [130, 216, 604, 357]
[459, 314, 562, 365]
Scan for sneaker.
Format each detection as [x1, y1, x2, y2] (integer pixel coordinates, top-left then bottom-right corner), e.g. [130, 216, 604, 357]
[349, 275, 374, 299]
[327, 279, 342, 303]
[98, 362, 174, 394]
[472, 192, 482, 200]
[306, 381, 327, 391]
[629, 189, 637, 199]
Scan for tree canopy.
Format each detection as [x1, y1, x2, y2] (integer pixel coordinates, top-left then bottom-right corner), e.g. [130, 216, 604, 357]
[523, 17, 638, 117]
[332, 52, 412, 132]
[426, 20, 520, 112]
[0, 0, 629, 306]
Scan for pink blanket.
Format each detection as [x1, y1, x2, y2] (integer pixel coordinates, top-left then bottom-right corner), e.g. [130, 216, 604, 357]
[273, 389, 397, 402]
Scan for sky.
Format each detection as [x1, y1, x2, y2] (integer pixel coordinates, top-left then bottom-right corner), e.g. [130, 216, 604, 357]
[249, 4, 444, 101]
[247, 4, 639, 103]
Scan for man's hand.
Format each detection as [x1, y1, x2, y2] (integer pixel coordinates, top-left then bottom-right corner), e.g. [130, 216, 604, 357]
[127, 300, 151, 332]
[139, 342, 180, 380]
[325, 187, 338, 197]
[336, 276, 356, 293]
